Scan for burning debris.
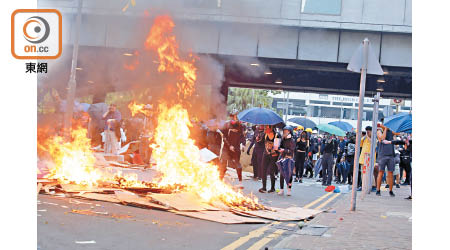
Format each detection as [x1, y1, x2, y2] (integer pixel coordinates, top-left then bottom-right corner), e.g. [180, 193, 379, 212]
[37, 15, 323, 223]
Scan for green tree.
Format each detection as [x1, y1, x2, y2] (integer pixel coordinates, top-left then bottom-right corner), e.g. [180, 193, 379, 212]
[227, 87, 281, 113]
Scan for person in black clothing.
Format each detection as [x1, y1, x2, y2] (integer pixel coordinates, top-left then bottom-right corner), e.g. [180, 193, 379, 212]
[295, 131, 309, 183]
[336, 136, 347, 183]
[206, 125, 223, 167]
[247, 125, 265, 180]
[344, 133, 356, 185]
[399, 139, 412, 185]
[321, 133, 338, 186]
[259, 125, 281, 193]
[278, 126, 296, 196]
[219, 110, 246, 189]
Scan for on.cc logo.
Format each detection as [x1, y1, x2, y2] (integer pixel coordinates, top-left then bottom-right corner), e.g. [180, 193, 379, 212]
[23, 16, 50, 44]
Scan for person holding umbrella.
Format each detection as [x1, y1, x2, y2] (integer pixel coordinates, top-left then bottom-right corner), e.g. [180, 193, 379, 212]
[259, 125, 281, 193]
[277, 126, 296, 196]
[247, 125, 265, 180]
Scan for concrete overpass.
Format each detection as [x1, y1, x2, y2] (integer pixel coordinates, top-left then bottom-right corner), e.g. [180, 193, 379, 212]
[38, 0, 412, 99]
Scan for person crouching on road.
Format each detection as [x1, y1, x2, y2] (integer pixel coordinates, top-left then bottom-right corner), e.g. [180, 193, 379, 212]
[259, 125, 281, 193]
[219, 109, 246, 189]
[277, 126, 296, 196]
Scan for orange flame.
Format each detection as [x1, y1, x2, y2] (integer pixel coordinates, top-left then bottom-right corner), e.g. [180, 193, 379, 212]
[145, 15, 197, 99]
[41, 127, 150, 188]
[145, 15, 261, 209]
[128, 101, 151, 116]
[42, 127, 102, 186]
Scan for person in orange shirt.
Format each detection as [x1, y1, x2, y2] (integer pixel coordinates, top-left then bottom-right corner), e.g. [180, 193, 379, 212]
[359, 126, 377, 192]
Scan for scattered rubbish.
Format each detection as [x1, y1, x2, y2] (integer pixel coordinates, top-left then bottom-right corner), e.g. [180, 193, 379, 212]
[295, 224, 330, 236]
[61, 205, 68, 208]
[43, 202, 58, 206]
[337, 185, 350, 194]
[37, 183, 43, 195]
[297, 221, 305, 229]
[325, 185, 335, 192]
[75, 241, 96, 244]
[333, 187, 340, 193]
[111, 214, 133, 219]
[224, 231, 239, 235]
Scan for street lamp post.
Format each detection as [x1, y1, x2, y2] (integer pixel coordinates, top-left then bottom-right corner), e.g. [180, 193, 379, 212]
[63, 0, 83, 139]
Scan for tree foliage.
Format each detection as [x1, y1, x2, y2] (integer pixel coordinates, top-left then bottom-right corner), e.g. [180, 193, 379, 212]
[227, 87, 280, 112]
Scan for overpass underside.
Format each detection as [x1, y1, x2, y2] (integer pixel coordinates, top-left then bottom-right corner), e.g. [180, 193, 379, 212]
[218, 55, 412, 99]
[39, 46, 411, 101]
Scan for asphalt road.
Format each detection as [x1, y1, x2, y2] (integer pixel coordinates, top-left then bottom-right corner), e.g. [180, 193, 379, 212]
[37, 177, 347, 250]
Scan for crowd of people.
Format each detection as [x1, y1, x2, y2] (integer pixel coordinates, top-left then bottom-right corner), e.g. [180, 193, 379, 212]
[51, 99, 412, 199]
[199, 110, 413, 198]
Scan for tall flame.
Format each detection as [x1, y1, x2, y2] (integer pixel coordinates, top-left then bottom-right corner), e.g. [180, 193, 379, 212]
[145, 16, 196, 99]
[144, 16, 261, 209]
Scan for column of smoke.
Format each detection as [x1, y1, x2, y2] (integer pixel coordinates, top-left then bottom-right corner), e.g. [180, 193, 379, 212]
[38, 5, 272, 125]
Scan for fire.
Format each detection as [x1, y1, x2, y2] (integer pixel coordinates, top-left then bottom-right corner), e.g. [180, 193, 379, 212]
[41, 127, 149, 188]
[144, 15, 262, 209]
[152, 104, 261, 209]
[145, 15, 196, 99]
[42, 127, 102, 186]
[128, 101, 151, 116]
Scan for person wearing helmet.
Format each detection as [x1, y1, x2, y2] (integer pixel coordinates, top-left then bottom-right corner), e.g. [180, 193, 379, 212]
[344, 132, 356, 185]
[259, 125, 281, 193]
[247, 125, 265, 180]
[277, 126, 296, 196]
[219, 109, 246, 189]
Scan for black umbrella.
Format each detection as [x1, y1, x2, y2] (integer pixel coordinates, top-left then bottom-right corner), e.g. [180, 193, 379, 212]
[287, 117, 317, 129]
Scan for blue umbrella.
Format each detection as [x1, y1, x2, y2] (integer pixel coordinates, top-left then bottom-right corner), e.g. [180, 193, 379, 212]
[237, 107, 283, 125]
[384, 113, 412, 133]
[328, 121, 353, 132]
[287, 117, 317, 129]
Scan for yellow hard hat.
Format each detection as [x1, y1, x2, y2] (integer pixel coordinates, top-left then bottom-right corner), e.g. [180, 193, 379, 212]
[297, 125, 304, 131]
[305, 128, 313, 133]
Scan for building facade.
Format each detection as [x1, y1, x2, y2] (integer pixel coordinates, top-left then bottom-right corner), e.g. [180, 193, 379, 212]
[271, 92, 411, 128]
